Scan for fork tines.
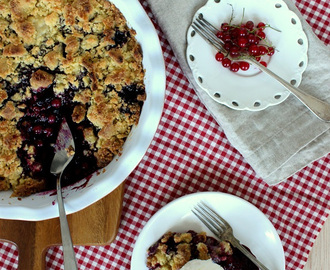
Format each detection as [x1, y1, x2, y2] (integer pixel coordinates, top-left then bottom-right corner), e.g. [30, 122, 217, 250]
[192, 201, 270, 270]
[192, 16, 226, 53]
[198, 16, 219, 35]
[192, 201, 229, 240]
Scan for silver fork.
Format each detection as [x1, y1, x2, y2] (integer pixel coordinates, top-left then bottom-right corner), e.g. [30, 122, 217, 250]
[192, 16, 330, 122]
[192, 201, 270, 270]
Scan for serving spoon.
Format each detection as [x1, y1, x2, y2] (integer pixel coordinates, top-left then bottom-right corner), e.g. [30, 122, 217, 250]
[50, 118, 78, 270]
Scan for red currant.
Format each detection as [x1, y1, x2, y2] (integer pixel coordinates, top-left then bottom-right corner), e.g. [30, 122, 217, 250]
[224, 41, 232, 51]
[215, 52, 224, 62]
[257, 22, 266, 29]
[231, 28, 240, 38]
[216, 31, 224, 39]
[258, 45, 268, 55]
[257, 30, 266, 40]
[222, 57, 231, 68]
[247, 34, 258, 45]
[238, 27, 247, 37]
[237, 37, 248, 48]
[267, 47, 275, 56]
[222, 33, 231, 42]
[239, 61, 250, 71]
[245, 20, 254, 30]
[260, 61, 267, 67]
[248, 44, 259, 56]
[230, 62, 240, 72]
[221, 23, 230, 31]
[229, 46, 240, 58]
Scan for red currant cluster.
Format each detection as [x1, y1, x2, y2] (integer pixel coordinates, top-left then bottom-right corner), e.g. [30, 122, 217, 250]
[215, 20, 275, 72]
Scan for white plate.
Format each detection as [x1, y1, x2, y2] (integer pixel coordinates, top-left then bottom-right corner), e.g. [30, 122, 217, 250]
[131, 192, 285, 270]
[186, 0, 308, 111]
[0, 0, 165, 221]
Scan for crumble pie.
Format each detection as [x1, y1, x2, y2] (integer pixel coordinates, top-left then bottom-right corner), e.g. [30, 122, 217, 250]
[146, 231, 258, 270]
[0, 0, 146, 196]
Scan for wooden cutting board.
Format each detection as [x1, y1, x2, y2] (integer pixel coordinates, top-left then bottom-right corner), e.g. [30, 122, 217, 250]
[0, 182, 125, 270]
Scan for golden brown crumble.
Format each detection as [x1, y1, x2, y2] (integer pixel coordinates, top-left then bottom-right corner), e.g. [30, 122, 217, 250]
[146, 231, 235, 270]
[0, 0, 145, 196]
[30, 70, 55, 89]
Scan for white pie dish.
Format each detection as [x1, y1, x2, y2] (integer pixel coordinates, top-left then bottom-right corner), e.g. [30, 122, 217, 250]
[0, 0, 165, 221]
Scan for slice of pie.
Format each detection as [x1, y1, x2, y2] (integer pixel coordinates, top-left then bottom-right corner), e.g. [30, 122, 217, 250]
[0, 0, 145, 197]
[146, 230, 258, 270]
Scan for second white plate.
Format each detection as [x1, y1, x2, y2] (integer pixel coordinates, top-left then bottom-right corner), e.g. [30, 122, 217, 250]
[131, 191, 285, 270]
[186, 0, 308, 111]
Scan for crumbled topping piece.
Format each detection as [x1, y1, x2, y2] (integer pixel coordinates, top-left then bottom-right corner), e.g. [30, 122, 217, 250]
[30, 70, 55, 90]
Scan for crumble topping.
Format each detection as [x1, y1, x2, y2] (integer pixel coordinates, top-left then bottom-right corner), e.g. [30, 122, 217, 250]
[30, 70, 55, 89]
[0, 0, 145, 196]
[147, 231, 258, 270]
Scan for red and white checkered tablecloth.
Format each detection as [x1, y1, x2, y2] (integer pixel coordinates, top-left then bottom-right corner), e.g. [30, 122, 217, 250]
[1, 0, 329, 269]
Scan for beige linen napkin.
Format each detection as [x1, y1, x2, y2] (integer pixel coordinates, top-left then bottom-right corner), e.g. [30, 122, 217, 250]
[147, 0, 330, 185]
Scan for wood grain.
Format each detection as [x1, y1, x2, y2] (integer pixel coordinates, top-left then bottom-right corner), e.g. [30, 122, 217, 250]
[0, 182, 125, 270]
[303, 216, 330, 270]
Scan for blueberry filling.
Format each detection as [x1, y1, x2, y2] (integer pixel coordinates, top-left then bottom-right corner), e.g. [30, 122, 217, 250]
[5, 63, 144, 191]
[218, 246, 257, 270]
[16, 86, 62, 187]
[59, 115, 99, 188]
[105, 28, 131, 50]
[119, 83, 145, 103]
[9, 67, 100, 190]
[113, 28, 131, 47]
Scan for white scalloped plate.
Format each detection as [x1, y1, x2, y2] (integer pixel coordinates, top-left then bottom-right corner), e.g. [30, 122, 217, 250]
[0, 0, 165, 221]
[186, 0, 308, 111]
[131, 192, 285, 270]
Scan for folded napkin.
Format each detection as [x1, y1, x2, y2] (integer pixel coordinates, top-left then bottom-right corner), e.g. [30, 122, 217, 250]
[146, 0, 330, 185]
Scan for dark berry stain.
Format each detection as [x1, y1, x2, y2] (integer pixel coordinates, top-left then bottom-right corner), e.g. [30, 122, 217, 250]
[119, 83, 145, 103]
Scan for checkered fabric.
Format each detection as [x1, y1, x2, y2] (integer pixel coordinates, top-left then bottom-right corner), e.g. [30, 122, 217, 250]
[0, 0, 329, 269]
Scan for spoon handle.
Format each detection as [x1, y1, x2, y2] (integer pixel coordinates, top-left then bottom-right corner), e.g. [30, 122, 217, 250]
[56, 175, 78, 270]
[249, 58, 330, 122]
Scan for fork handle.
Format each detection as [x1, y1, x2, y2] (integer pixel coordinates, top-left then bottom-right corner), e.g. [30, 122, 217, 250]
[249, 58, 330, 122]
[231, 237, 270, 270]
[57, 175, 79, 270]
